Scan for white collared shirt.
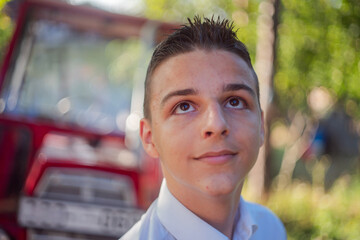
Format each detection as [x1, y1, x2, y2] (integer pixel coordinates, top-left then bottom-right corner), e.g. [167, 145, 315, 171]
[120, 180, 286, 240]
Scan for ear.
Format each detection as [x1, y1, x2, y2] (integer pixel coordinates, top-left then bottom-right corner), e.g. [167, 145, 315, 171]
[259, 111, 265, 146]
[140, 118, 159, 158]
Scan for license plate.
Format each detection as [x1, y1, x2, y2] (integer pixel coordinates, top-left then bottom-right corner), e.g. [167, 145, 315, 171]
[18, 197, 143, 237]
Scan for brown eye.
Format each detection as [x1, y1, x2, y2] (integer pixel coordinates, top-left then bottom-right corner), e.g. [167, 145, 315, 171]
[229, 98, 240, 107]
[174, 101, 195, 114]
[225, 97, 246, 109]
[180, 102, 190, 111]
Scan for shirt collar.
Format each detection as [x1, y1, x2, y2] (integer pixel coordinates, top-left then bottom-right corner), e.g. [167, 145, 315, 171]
[156, 179, 258, 240]
[233, 197, 258, 240]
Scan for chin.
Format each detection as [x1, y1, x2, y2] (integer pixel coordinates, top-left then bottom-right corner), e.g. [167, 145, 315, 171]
[200, 175, 243, 197]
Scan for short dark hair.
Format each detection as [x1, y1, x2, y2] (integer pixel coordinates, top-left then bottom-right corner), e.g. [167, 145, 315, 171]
[143, 16, 259, 120]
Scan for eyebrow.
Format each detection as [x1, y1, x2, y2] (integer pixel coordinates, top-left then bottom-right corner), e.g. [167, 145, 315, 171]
[161, 83, 256, 106]
[161, 88, 198, 106]
[223, 83, 256, 97]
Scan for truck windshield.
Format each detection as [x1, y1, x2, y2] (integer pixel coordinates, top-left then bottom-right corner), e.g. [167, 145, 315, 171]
[0, 17, 149, 133]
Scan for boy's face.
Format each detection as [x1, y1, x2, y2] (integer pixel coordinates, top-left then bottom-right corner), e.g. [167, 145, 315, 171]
[140, 50, 264, 197]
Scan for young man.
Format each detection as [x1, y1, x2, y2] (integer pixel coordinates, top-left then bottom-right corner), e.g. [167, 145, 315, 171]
[121, 16, 286, 240]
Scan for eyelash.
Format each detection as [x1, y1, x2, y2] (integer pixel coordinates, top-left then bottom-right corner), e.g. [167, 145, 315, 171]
[172, 101, 196, 114]
[171, 96, 248, 115]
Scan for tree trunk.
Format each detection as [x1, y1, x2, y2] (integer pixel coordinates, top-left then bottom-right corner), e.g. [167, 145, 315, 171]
[247, 0, 280, 200]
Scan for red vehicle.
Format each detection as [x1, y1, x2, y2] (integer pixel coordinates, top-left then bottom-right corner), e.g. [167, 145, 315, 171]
[0, 1, 175, 239]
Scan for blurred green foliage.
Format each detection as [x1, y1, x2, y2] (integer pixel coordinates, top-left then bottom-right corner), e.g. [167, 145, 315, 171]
[0, 0, 10, 9]
[265, 173, 360, 239]
[275, 0, 360, 118]
[0, 2, 13, 64]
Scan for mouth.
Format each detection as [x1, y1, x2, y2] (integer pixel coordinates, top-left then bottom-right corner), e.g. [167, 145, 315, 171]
[194, 150, 237, 164]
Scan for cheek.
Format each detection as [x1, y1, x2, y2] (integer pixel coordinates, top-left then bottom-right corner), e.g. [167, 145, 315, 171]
[232, 117, 262, 149]
[162, 117, 194, 138]
[153, 121, 192, 159]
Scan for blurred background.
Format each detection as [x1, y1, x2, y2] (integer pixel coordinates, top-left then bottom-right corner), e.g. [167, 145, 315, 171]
[0, 0, 359, 239]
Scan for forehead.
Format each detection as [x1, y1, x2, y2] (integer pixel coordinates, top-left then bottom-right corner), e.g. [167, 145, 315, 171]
[149, 49, 257, 97]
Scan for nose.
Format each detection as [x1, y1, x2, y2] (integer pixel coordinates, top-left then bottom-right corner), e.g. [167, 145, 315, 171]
[201, 103, 229, 139]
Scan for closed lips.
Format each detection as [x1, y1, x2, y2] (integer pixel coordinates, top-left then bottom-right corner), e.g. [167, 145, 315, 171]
[194, 150, 237, 159]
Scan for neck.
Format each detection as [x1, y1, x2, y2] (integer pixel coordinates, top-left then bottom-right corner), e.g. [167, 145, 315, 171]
[166, 178, 243, 239]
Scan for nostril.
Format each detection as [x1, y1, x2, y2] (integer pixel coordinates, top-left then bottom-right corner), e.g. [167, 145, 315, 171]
[204, 129, 228, 138]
